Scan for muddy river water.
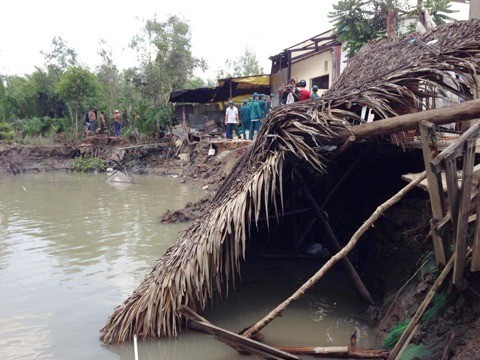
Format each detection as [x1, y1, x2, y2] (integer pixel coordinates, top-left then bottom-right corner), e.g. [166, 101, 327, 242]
[0, 173, 374, 360]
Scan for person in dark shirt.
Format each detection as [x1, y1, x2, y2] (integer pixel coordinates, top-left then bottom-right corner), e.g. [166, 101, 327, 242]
[297, 80, 311, 101]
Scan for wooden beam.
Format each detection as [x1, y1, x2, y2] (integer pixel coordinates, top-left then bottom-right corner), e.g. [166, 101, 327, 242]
[431, 123, 480, 168]
[419, 121, 447, 265]
[444, 155, 460, 243]
[471, 184, 480, 272]
[453, 139, 476, 288]
[334, 100, 480, 145]
[179, 306, 299, 360]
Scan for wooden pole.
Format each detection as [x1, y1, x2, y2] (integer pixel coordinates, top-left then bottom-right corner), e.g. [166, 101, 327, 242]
[242, 172, 426, 339]
[332, 100, 480, 145]
[419, 121, 447, 266]
[297, 171, 374, 305]
[453, 139, 476, 288]
[471, 184, 480, 272]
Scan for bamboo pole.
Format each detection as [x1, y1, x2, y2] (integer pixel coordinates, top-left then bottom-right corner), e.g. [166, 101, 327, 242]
[242, 172, 427, 339]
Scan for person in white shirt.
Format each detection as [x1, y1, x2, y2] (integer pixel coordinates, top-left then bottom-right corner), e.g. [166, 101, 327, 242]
[225, 100, 239, 139]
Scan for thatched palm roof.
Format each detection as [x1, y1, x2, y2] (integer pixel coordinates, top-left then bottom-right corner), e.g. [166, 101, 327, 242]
[100, 20, 480, 343]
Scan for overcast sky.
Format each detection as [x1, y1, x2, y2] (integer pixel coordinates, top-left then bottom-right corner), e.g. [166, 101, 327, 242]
[0, 1, 470, 80]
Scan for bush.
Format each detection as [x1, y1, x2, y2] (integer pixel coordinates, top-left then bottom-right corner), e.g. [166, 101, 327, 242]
[70, 156, 106, 172]
[0, 122, 15, 140]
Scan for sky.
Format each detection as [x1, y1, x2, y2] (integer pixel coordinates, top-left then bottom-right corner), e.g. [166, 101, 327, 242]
[0, 0, 470, 81]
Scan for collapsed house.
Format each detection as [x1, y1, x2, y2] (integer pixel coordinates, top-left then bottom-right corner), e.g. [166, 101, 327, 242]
[100, 20, 480, 351]
[169, 75, 271, 136]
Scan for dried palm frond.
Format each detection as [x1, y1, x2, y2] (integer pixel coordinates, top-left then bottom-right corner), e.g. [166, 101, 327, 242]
[100, 19, 480, 343]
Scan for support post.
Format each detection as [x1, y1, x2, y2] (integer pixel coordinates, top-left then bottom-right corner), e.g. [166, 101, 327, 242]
[453, 139, 476, 288]
[419, 121, 447, 265]
[471, 184, 480, 272]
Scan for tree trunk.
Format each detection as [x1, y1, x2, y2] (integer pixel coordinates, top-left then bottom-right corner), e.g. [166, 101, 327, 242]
[334, 99, 480, 145]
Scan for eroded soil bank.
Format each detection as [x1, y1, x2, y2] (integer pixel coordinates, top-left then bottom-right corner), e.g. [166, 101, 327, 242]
[1, 139, 479, 359]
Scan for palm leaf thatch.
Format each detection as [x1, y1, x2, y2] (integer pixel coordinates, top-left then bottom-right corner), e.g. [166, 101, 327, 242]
[100, 20, 480, 343]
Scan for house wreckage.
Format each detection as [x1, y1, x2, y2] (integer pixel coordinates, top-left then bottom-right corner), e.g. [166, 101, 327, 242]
[100, 20, 480, 359]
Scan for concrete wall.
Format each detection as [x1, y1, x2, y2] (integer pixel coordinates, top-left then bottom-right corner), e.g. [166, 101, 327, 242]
[291, 50, 333, 96]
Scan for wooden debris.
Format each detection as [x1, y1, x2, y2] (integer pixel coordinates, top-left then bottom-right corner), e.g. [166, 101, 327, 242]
[178, 306, 299, 360]
[419, 121, 448, 266]
[471, 184, 480, 271]
[278, 333, 389, 359]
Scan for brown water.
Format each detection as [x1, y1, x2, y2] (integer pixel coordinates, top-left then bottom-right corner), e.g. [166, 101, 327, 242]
[0, 173, 374, 360]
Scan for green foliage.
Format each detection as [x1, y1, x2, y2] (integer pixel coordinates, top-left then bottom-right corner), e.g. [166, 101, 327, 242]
[70, 156, 106, 172]
[130, 15, 207, 108]
[329, 0, 456, 58]
[1, 15, 208, 142]
[0, 122, 15, 140]
[217, 47, 265, 78]
[408, 0, 456, 26]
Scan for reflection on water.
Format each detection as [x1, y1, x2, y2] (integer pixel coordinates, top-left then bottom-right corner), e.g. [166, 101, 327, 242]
[0, 173, 373, 360]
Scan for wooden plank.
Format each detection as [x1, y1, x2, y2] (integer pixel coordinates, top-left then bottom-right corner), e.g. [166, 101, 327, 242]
[430, 219, 447, 266]
[444, 155, 460, 243]
[419, 121, 445, 219]
[419, 121, 447, 265]
[387, 253, 457, 360]
[179, 306, 299, 360]
[431, 123, 480, 168]
[453, 139, 476, 288]
[471, 184, 480, 272]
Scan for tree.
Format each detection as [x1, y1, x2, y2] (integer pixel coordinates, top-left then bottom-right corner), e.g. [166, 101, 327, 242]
[96, 40, 123, 116]
[329, 0, 456, 58]
[217, 47, 264, 78]
[130, 15, 207, 129]
[41, 36, 78, 77]
[56, 67, 97, 139]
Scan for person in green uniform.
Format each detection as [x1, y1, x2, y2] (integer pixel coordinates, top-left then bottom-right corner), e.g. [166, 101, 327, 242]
[311, 85, 320, 100]
[249, 93, 262, 140]
[258, 94, 267, 124]
[239, 99, 251, 140]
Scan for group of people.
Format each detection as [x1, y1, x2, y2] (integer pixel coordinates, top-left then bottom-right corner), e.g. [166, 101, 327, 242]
[282, 78, 320, 104]
[224, 92, 274, 140]
[224, 79, 320, 140]
[85, 108, 122, 137]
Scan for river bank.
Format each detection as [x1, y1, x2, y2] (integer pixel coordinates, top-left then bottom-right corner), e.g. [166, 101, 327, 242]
[1, 139, 480, 359]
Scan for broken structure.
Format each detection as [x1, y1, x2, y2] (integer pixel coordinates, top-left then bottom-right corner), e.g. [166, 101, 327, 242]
[100, 20, 480, 348]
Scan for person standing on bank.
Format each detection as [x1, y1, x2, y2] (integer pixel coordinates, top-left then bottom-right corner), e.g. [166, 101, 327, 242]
[99, 111, 107, 134]
[225, 101, 239, 140]
[113, 110, 122, 136]
[240, 99, 251, 140]
[88, 108, 97, 134]
[249, 93, 263, 140]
